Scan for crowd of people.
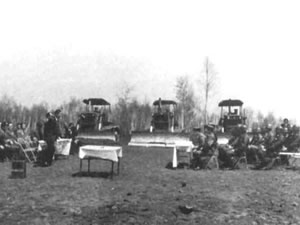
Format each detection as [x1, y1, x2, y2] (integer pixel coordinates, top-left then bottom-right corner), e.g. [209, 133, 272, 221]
[0, 109, 77, 166]
[0, 120, 35, 162]
[191, 118, 300, 170]
[1, 109, 298, 171]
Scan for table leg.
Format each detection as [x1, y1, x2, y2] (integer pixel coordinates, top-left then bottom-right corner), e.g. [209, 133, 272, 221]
[111, 161, 114, 179]
[291, 157, 296, 167]
[117, 158, 120, 175]
[172, 146, 177, 168]
[88, 158, 90, 174]
[188, 151, 193, 169]
[80, 159, 82, 173]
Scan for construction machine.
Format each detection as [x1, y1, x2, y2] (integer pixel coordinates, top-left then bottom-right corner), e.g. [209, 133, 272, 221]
[217, 99, 247, 144]
[75, 98, 120, 146]
[128, 98, 192, 147]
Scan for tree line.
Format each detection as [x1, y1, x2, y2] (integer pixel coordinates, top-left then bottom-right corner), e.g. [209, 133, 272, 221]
[0, 58, 290, 137]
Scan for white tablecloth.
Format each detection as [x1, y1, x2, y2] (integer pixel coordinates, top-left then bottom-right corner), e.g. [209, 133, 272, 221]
[279, 152, 300, 158]
[172, 143, 194, 168]
[79, 145, 122, 162]
[38, 138, 71, 156]
[56, 139, 71, 155]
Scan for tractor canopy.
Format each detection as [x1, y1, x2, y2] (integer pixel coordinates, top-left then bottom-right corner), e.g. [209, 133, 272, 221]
[153, 99, 177, 106]
[218, 99, 243, 107]
[83, 98, 110, 106]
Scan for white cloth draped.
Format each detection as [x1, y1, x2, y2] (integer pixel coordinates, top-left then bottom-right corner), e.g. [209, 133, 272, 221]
[79, 145, 122, 162]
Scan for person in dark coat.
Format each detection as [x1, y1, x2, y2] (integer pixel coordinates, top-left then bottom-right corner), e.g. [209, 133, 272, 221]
[42, 112, 60, 166]
[54, 109, 63, 138]
[36, 121, 44, 141]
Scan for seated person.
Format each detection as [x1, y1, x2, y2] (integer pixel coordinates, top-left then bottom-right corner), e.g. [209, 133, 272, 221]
[218, 126, 240, 168]
[192, 124, 218, 169]
[219, 125, 249, 169]
[190, 129, 206, 169]
[233, 125, 250, 157]
[256, 126, 285, 169]
[6, 122, 17, 141]
[16, 123, 25, 138]
[0, 121, 21, 161]
[247, 127, 264, 163]
[285, 126, 300, 152]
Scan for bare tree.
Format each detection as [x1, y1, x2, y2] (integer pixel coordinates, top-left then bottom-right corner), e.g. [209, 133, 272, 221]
[256, 111, 264, 127]
[175, 76, 196, 130]
[201, 57, 218, 124]
[244, 107, 255, 129]
[264, 112, 277, 127]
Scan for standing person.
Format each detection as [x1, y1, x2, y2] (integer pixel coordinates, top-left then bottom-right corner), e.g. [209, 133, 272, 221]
[67, 122, 78, 155]
[42, 112, 60, 166]
[54, 109, 63, 138]
[54, 109, 63, 159]
[281, 118, 291, 131]
[36, 121, 44, 141]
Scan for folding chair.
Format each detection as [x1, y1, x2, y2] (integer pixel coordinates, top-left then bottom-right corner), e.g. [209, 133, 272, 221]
[204, 154, 219, 170]
[15, 140, 37, 163]
[233, 152, 248, 169]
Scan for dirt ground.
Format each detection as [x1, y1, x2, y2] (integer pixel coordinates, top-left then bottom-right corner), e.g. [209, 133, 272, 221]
[1, 146, 300, 225]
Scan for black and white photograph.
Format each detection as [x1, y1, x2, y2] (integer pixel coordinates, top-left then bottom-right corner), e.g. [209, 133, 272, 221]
[1, 0, 300, 224]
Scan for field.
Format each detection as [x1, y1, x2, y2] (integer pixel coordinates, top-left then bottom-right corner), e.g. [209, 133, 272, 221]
[1, 146, 300, 225]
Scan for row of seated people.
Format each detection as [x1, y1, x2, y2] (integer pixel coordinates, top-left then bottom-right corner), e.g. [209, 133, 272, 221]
[0, 115, 79, 163]
[191, 121, 300, 170]
[0, 121, 39, 162]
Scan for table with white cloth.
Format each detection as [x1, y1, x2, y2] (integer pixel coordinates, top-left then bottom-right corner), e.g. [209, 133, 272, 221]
[279, 152, 300, 167]
[172, 142, 194, 168]
[79, 145, 122, 178]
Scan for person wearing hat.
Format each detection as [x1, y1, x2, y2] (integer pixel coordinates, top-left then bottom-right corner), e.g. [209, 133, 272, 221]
[286, 126, 300, 152]
[247, 127, 264, 163]
[190, 128, 206, 169]
[256, 126, 285, 169]
[281, 118, 291, 132]
[219, 124, 250, 169]
[261, 124, 274, 151]
[54, 109, 63, 137]
[6, 122, 17, 141]
[41, 112, 60, 166]
[232, 124, 250, 157]
[217, 125, 242, 169]
[194, 124, 218, 169]
[267, 127, 285, 155]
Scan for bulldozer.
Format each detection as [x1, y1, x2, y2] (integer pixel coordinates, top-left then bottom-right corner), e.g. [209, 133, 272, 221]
[217, 99, 247, 144]
[128, 98, 192, 147]
[75, 98, 120, 146]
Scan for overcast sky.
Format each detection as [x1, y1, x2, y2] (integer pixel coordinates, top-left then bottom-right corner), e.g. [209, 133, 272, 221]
[0, 0, 300, 122]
